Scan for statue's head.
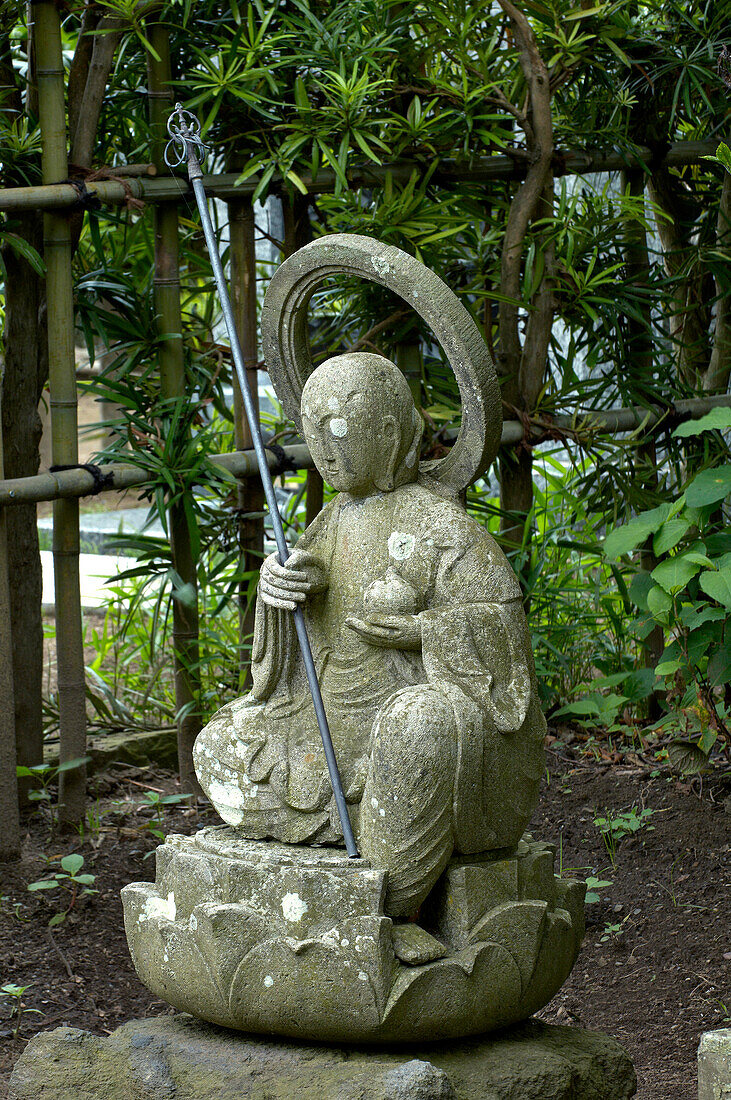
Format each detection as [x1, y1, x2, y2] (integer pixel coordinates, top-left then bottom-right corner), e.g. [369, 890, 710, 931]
[301, 352, 422, 496]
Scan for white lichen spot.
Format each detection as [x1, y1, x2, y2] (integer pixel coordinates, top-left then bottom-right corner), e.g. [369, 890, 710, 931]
[189, 913, 198, 931]
[140, 891, 176, 923]
[358, 970, 368, 981]
[281, 892, 308, 923]
[371, 255, 392, 277]
[388, 531, 416, 561]
[330, 417, 348, 438]
[328, 396, 340, 411]
[208, 779, 245, 827]
[163, 950, 169, 962]
[379, 808, 386, 818]
[370, 797, 379, 809]
[263, 975, 274, 988]
[341, 938, 350, 947]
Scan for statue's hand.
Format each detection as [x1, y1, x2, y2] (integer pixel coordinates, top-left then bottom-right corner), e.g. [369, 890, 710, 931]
[345, 612, 422, 651]
[259, 550, 327, 611]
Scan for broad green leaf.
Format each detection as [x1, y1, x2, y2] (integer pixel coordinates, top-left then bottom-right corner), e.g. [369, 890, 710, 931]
[708, 646, 731, 686]
[673, 407, 731, 437]
[654, 658, 681, 676]
[679, 605, 726, 630]
[48, 912, 67, 928]
[27, 880, 58, 891]
[647, 584, 672, 616]
[699, 566, 731, 609]
[667, 739, 710, 775]
[60, 853, 84, 875]
[685, 466, 731, 507]
[603, 504, 671, 559]
[628, 571, 654, 611]
[651, 556, 701, 594]
[653, 516, 691, 556]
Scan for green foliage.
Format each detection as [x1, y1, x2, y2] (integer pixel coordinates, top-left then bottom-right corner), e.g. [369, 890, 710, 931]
[27, 854, 97, 927]
[16, 758, 92, 828]
[0, 984, 43, 1038]
[135, 789, 191, 842]
[603, 425, 731, 770]
[593, 806, 655, 869]
[584, 875, 614, 905]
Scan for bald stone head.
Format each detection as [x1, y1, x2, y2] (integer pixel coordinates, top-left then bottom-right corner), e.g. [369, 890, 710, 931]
[301, 352, 422, 496]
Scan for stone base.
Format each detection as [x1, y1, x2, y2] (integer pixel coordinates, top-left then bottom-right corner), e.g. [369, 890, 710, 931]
[9, 1014, 637, 1100]
[121, 827, 585, 1042]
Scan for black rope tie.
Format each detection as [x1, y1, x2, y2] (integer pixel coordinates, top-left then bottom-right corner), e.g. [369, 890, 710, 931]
[59, 178, 102, 212]
[49, 463, 115, 495]
[264, 442, 299, 477]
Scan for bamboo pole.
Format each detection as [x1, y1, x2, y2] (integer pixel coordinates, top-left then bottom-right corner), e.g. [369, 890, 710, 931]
[0, 377, 20, 860]
[2, 393, 731, 508]
[147, 22, 201, 795]
[229, 198, 264, 688]
[0, 141, 719, 214]
[33, 0, 87, 826]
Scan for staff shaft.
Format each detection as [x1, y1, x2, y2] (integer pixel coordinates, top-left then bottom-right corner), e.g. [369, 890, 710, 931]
[183, 154, 358, 858]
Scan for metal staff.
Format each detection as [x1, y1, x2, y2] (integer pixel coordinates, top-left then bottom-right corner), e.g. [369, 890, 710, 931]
[164, 103, 359, 858]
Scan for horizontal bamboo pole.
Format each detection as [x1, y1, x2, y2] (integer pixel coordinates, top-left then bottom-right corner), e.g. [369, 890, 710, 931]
[0, 445, 314, 506]
[0, 141, 719, 213]
[498, 393, 731, 444]
[1, 393, 729, 507]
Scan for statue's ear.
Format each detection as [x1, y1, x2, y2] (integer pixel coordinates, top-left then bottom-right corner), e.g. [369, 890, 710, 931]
[374, 415, 400, 492]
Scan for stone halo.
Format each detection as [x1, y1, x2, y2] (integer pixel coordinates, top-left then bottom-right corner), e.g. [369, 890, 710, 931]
[260, 233, 503, 494]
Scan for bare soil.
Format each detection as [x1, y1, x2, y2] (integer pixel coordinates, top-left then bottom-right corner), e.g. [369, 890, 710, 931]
[0, 746, 728, 1099]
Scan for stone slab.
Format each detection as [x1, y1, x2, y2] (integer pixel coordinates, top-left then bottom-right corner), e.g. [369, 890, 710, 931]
[9, 1014, 637, 1100]
[698, 1028, 731, 1100]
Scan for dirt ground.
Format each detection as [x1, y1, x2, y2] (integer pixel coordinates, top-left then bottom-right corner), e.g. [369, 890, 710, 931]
[0, 743, 728, 1099]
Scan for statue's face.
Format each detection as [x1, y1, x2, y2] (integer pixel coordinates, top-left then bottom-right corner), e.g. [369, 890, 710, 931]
[302, 389, 388, 496]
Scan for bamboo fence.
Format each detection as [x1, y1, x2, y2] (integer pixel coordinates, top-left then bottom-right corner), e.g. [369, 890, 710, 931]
[0, 15, 727, 838]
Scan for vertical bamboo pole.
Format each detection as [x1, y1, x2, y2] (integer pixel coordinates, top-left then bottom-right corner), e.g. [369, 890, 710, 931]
[282, 194, 323, 522]
[0, 375, 20, 860]
[229, 199, 264, 688]
[147, 22, 201, 794]
[33, 0, 87, 825]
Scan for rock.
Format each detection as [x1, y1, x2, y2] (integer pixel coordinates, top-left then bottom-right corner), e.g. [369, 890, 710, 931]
[391, 925, 447, 966]
[8, 1015, 636, 1100]
[698, 1027, 731, 1100]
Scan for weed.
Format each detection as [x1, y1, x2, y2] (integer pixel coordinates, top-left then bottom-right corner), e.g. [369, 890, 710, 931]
[27, 854, 97, 927]
[135, 790, 191, 842]
[584, 876, 613, 904]
[16, 757, 91, 830]
[593, 806, 654, 869]
[0, 984, 43, 1038]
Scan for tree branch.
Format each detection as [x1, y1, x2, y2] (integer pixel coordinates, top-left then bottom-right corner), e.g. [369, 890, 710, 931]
[495, 0, 553, 404]
[705, 170, 731, 393]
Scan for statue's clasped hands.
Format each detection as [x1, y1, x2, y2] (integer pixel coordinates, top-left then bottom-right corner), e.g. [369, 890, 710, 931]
[344, 613, 422, 650]
[258, 550, 327, 611]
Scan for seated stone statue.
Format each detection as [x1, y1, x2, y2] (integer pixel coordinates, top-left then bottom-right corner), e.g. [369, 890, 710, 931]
[193, 351, 545, 919]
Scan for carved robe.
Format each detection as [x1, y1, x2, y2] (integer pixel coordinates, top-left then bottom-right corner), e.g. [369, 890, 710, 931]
[195, 481, 545, 855]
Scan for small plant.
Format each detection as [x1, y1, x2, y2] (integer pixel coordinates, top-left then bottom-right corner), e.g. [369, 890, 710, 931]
[136, 790, 191, 841]
[599, 915, 629, 944]
[16, 757, 91, 828]
[584, 875, 613, 904]
[0, 984, 43, 1038]
[593, 807, 654, 869]
[27, 854, 97, 927]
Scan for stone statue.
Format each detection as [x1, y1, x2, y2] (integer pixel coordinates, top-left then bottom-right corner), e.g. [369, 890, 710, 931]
[193, 350, 544, 920]
[123, 235, 585, 1042]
